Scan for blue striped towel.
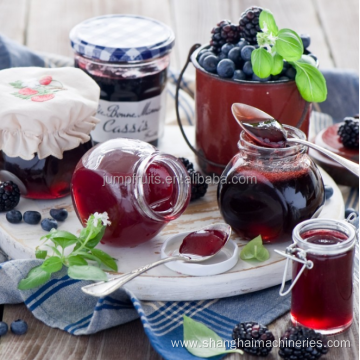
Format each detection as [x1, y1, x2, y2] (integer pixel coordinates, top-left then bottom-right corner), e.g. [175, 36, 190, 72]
[0, 34, 359, 360]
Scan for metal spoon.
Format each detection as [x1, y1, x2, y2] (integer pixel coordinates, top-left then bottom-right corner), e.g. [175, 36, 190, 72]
[231, 103, 359, 176]
[81, 223, 231, 297]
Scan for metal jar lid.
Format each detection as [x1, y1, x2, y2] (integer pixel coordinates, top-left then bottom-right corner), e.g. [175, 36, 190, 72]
[69, 14, 175, 63]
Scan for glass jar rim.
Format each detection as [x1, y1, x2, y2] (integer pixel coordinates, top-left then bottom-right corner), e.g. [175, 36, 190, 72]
[238, 124, 307, 157]
[292, 218, 356, 255]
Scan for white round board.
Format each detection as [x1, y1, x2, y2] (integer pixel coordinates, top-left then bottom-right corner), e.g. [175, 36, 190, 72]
[0, 127, 344, 301]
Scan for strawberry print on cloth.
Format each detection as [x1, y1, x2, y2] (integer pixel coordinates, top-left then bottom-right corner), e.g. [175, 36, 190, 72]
[9, 75, 65, 102]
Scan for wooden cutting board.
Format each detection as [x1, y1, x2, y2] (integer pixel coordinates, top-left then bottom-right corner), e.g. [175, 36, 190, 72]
[0, 126, 344, 300]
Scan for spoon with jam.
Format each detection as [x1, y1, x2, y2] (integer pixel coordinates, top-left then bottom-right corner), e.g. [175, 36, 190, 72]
[231, 103, 359, 176]
[81, 223, 231, 297]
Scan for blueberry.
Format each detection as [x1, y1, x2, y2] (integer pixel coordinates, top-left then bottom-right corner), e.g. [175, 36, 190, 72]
[221, 43, 234, 55]
[41, 218, 58, 231]
[271, 75, 280, 81]
[240, 45, 255, 61]
[324, 185, 334, 200]
[285, 66, 296, 79]
[23, 211, 41, 225]
[282, 61, 290, 72]
[237, 39, 250, 50]
[202, 55, 219, 73]
[242, 61, 253, 76]
[345, 208, 359, 219]
[217, 59, 235, 78]
[279, 76, 290, 81]
[50, 208, 68, 222]
[6, 210, 22, 224]
[0, 321, 8, 336]
[10, 320, 28, 335]
[300, 34, 311, 49]
[232, 70, 246, 81]
[198, 51, 214, 67]
[228, 47, 242, 67]
[252, 74, 270, 82]
[218, 52, 226, 60]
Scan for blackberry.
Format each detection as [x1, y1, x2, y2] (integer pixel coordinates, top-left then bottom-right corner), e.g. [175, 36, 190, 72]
[178, 157, 194, 172]
[210, 20, 241, 53]
[178, 158, 208, 201]
[188, 169, 208, 201]
[279, 326, 328, 359]
[337, 117, 359, 149]
[0, 181, 20, 212]
[232, 321, 274, 356]
[239, 6, 263, 45]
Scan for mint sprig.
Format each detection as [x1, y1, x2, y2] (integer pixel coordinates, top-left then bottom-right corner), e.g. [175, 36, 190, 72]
[240, 235, 270, 262]
[18, 212, 117, 290]
[252, 9, 327, 103]
[183, 315, 243, 358]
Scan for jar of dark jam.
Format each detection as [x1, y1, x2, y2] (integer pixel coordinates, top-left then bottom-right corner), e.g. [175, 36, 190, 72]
[70, 15, 175, 146]
[217, 125, 325, 243]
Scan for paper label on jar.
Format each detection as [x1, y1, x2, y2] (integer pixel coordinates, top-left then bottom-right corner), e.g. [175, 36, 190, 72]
[92, 91, 166, 143]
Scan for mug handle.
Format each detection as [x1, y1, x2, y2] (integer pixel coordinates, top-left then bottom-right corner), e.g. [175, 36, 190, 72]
[175, 44, 226, 169]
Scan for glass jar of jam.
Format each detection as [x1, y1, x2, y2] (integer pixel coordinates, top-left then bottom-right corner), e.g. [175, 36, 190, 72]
[70, 15, 175, 146]
[217, 125, 325, 243]
[71, 138, 191, 247]
[0, 141, 92, 200]
[0, 66, 100, 200]
[277, 219, 356, 334]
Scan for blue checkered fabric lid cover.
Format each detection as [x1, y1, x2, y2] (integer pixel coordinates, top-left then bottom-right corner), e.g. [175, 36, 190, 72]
[69, 14, 175, 63]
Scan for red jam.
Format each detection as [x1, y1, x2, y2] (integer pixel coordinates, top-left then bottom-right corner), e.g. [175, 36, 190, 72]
[291, 229, 354, 332]
[179, 229, 227, 256]
[0, 141, 92, 199]
[71, 140, 190, 247]
[217, 127, 324, 243]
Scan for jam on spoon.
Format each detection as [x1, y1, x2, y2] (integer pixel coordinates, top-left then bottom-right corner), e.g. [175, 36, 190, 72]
[179, 229, 228, 256]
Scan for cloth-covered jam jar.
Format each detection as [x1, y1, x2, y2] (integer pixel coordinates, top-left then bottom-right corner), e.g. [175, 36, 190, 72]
[70, 15, 175, 146]
[0, 67, 100, 199]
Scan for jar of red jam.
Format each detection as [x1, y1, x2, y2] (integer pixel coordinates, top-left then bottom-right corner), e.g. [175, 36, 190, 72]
[71, 138, 191, 247]
[0, 67, 100, 199]
[277, 218, 356, 334]
[70, 15, 175, 146]
[217, 125, 325, 243]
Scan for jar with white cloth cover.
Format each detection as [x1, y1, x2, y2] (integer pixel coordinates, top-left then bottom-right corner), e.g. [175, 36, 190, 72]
[0, 67, 100, 199]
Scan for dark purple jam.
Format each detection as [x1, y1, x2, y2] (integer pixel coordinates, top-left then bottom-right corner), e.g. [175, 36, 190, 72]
[75, 59, 167, 147]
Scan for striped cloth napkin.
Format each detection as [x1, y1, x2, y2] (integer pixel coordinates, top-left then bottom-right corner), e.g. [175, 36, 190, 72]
[0, 34, 358, 360]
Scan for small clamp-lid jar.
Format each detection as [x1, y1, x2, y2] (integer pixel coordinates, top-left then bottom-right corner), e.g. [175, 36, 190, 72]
[277, 218, 357, 334]
[70, 15, 175, 146]
[0, 67, 100, 199]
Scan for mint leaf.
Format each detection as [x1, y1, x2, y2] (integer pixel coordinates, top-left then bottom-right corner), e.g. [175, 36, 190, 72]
[240, 235, 270, 262]
[259, 9, 278, 35]
[35, 249, 47, 259]
[74, 251, 102, 266]
[271, 53, 284, 75]
[68, 265, 108, 281]
[41, 256, 63, 273]
[183, 315, 243, 357]
[67, 255, 88, 266]
[276, 29, 303, 61]
[85, 226, 106, 248]
[293, 62, 327, 102]
[45, 244, 62, 257]
[18, 266, 51, 290]
[251, 48, 272, 78]
[91, 248, 118, 271]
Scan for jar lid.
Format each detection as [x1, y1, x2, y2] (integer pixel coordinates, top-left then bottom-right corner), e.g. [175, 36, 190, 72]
[69, 15, 175, 62]
[0, 67, 100, 160]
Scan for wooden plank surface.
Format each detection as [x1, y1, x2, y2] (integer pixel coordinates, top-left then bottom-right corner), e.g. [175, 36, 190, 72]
[0, 0, 28, 44]
[314, 0, 359, 70]
[25, 0, 178, 68]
